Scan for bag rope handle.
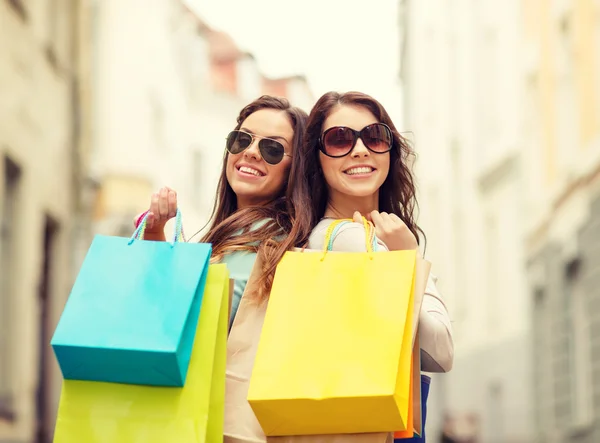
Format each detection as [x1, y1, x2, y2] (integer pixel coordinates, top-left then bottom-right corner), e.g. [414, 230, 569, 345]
[321, 217, 376, 261]
[128, 208, 185, 246]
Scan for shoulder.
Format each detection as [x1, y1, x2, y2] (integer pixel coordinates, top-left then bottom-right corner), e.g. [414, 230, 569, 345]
[248, 218, 273, 231]
[308, 219, 389, 252]
[252, 218, 287, 236]
[231, 217, 286, 246]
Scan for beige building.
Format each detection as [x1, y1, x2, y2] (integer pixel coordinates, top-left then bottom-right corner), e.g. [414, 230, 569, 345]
[524, 1, 600, 442]
[0, 0, 89, 442]
[401, 0, 600, 442]
[400, 0, 531, 441]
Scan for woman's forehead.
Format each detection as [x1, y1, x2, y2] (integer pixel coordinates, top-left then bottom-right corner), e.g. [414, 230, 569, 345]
[241, 109, 293, 141]
[323, 105, 378, 131]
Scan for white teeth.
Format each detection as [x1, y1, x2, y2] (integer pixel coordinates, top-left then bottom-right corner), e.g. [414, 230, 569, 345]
[345, 167, 374, 175]
[239, 166, 263, 177]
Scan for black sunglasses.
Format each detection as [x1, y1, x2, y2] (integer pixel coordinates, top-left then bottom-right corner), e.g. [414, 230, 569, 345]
[319, 123, 393, 158]
[225, 130, 291, 165]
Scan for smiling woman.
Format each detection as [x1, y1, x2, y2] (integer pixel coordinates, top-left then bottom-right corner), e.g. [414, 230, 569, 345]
[137, 95, 308, 327]
[225, 109, 294, 208]
[275, 90, 454, 442]
[318, 107, 393, 213]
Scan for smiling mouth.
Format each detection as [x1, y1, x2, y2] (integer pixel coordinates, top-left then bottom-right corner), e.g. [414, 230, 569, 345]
[343, 166, 375, 175]
[237, 165, 265, 177]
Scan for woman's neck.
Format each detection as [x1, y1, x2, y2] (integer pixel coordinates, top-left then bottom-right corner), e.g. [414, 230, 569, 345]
[236, 195, 273, 210]
[323, 190, 379, 219]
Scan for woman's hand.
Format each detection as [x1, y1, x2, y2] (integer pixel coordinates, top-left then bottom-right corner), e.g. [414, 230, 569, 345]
[353, 210, 418, 251]
[133, 187, 178, 239]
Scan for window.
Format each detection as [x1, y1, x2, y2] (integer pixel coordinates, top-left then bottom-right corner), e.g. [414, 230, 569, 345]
[45, 0, 74, 73]
[477, 27, 500, 168]
[451, 141, 466, 324]
[36, 217, 59, 441]
[532, 288, 546, 431]
[555, 12, 578, 179]
[0, 156, 22, 420]
[567, 259, 593, 427]
[45, 0, 59, 69]
[7, 0, 27, 20]
[532, 287, 557, 435]
[487, 382, 504, 443]
[485, 215, 500, 333]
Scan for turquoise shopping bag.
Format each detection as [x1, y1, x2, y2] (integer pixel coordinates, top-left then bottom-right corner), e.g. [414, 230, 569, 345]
[51, 210, 211, 387]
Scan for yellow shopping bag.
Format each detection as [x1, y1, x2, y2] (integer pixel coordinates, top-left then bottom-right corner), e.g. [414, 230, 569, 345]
[247, 219, 416, 436]
[52, 264, 230, 443]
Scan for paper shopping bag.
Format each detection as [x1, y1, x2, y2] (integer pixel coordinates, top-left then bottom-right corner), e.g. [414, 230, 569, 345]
[410, 261, 431, 347]
[394, 255, 431, 441]
[52, 211, 211, 386]
[394, 376, 430, 443]
[223, 254, 392, 443]
[247, 218, 417, 436]
[267, 265, 430, 443]
[394, 335, 422, 440]
[267, 260, 430, 443]
[390, 259, 430, 439]
[224, 252, 271, 443]
[53, 264, 229, 443]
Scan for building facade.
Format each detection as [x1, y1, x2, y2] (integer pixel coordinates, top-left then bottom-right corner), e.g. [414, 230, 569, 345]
[401, 0, 600, 441]
[85, 0, 212, 239]
[400, 0, 534, 441]
[524, 0, 600, 442]
[0, 0, 84, 442]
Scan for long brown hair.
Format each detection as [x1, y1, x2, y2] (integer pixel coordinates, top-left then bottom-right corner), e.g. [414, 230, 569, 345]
[279, 91, 424, 255]
[199, 95, 308, 298]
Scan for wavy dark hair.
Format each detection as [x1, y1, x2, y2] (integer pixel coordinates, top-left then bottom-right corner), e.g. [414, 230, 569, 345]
[199, 95, 308, 299]
[277, 91, 424, 256]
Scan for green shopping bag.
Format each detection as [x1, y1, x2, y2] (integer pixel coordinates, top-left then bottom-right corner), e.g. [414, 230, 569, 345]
[52, 264, 229, 443]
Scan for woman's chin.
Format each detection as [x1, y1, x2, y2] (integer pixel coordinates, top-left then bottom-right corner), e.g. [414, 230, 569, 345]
[340, 186, 380, 199]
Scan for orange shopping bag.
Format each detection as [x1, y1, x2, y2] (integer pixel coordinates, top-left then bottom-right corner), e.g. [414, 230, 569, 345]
[394, 335, 423, 440]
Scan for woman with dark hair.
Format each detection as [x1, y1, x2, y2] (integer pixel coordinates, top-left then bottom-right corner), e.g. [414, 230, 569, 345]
[138, 95, 308, 326]
[279, 91, 454, 441]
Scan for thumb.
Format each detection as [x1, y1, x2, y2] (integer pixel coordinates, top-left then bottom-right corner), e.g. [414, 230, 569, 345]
[352, 211, 363, 224]
[145, 212, 155, 229]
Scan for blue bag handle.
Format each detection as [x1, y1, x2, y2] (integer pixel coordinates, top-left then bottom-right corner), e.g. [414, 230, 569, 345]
[325, 220, 378, 252]
[128, 208, 185, 246]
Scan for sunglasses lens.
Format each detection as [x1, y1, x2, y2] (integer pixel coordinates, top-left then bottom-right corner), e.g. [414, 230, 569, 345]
[362, 124, 392, 152]
[259, 139, 285, 165]
[226, 131, 253, 154]
[322, 127, 355, 156]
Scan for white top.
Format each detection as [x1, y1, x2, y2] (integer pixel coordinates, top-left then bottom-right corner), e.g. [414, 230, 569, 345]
[308, 218, 454, 373]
